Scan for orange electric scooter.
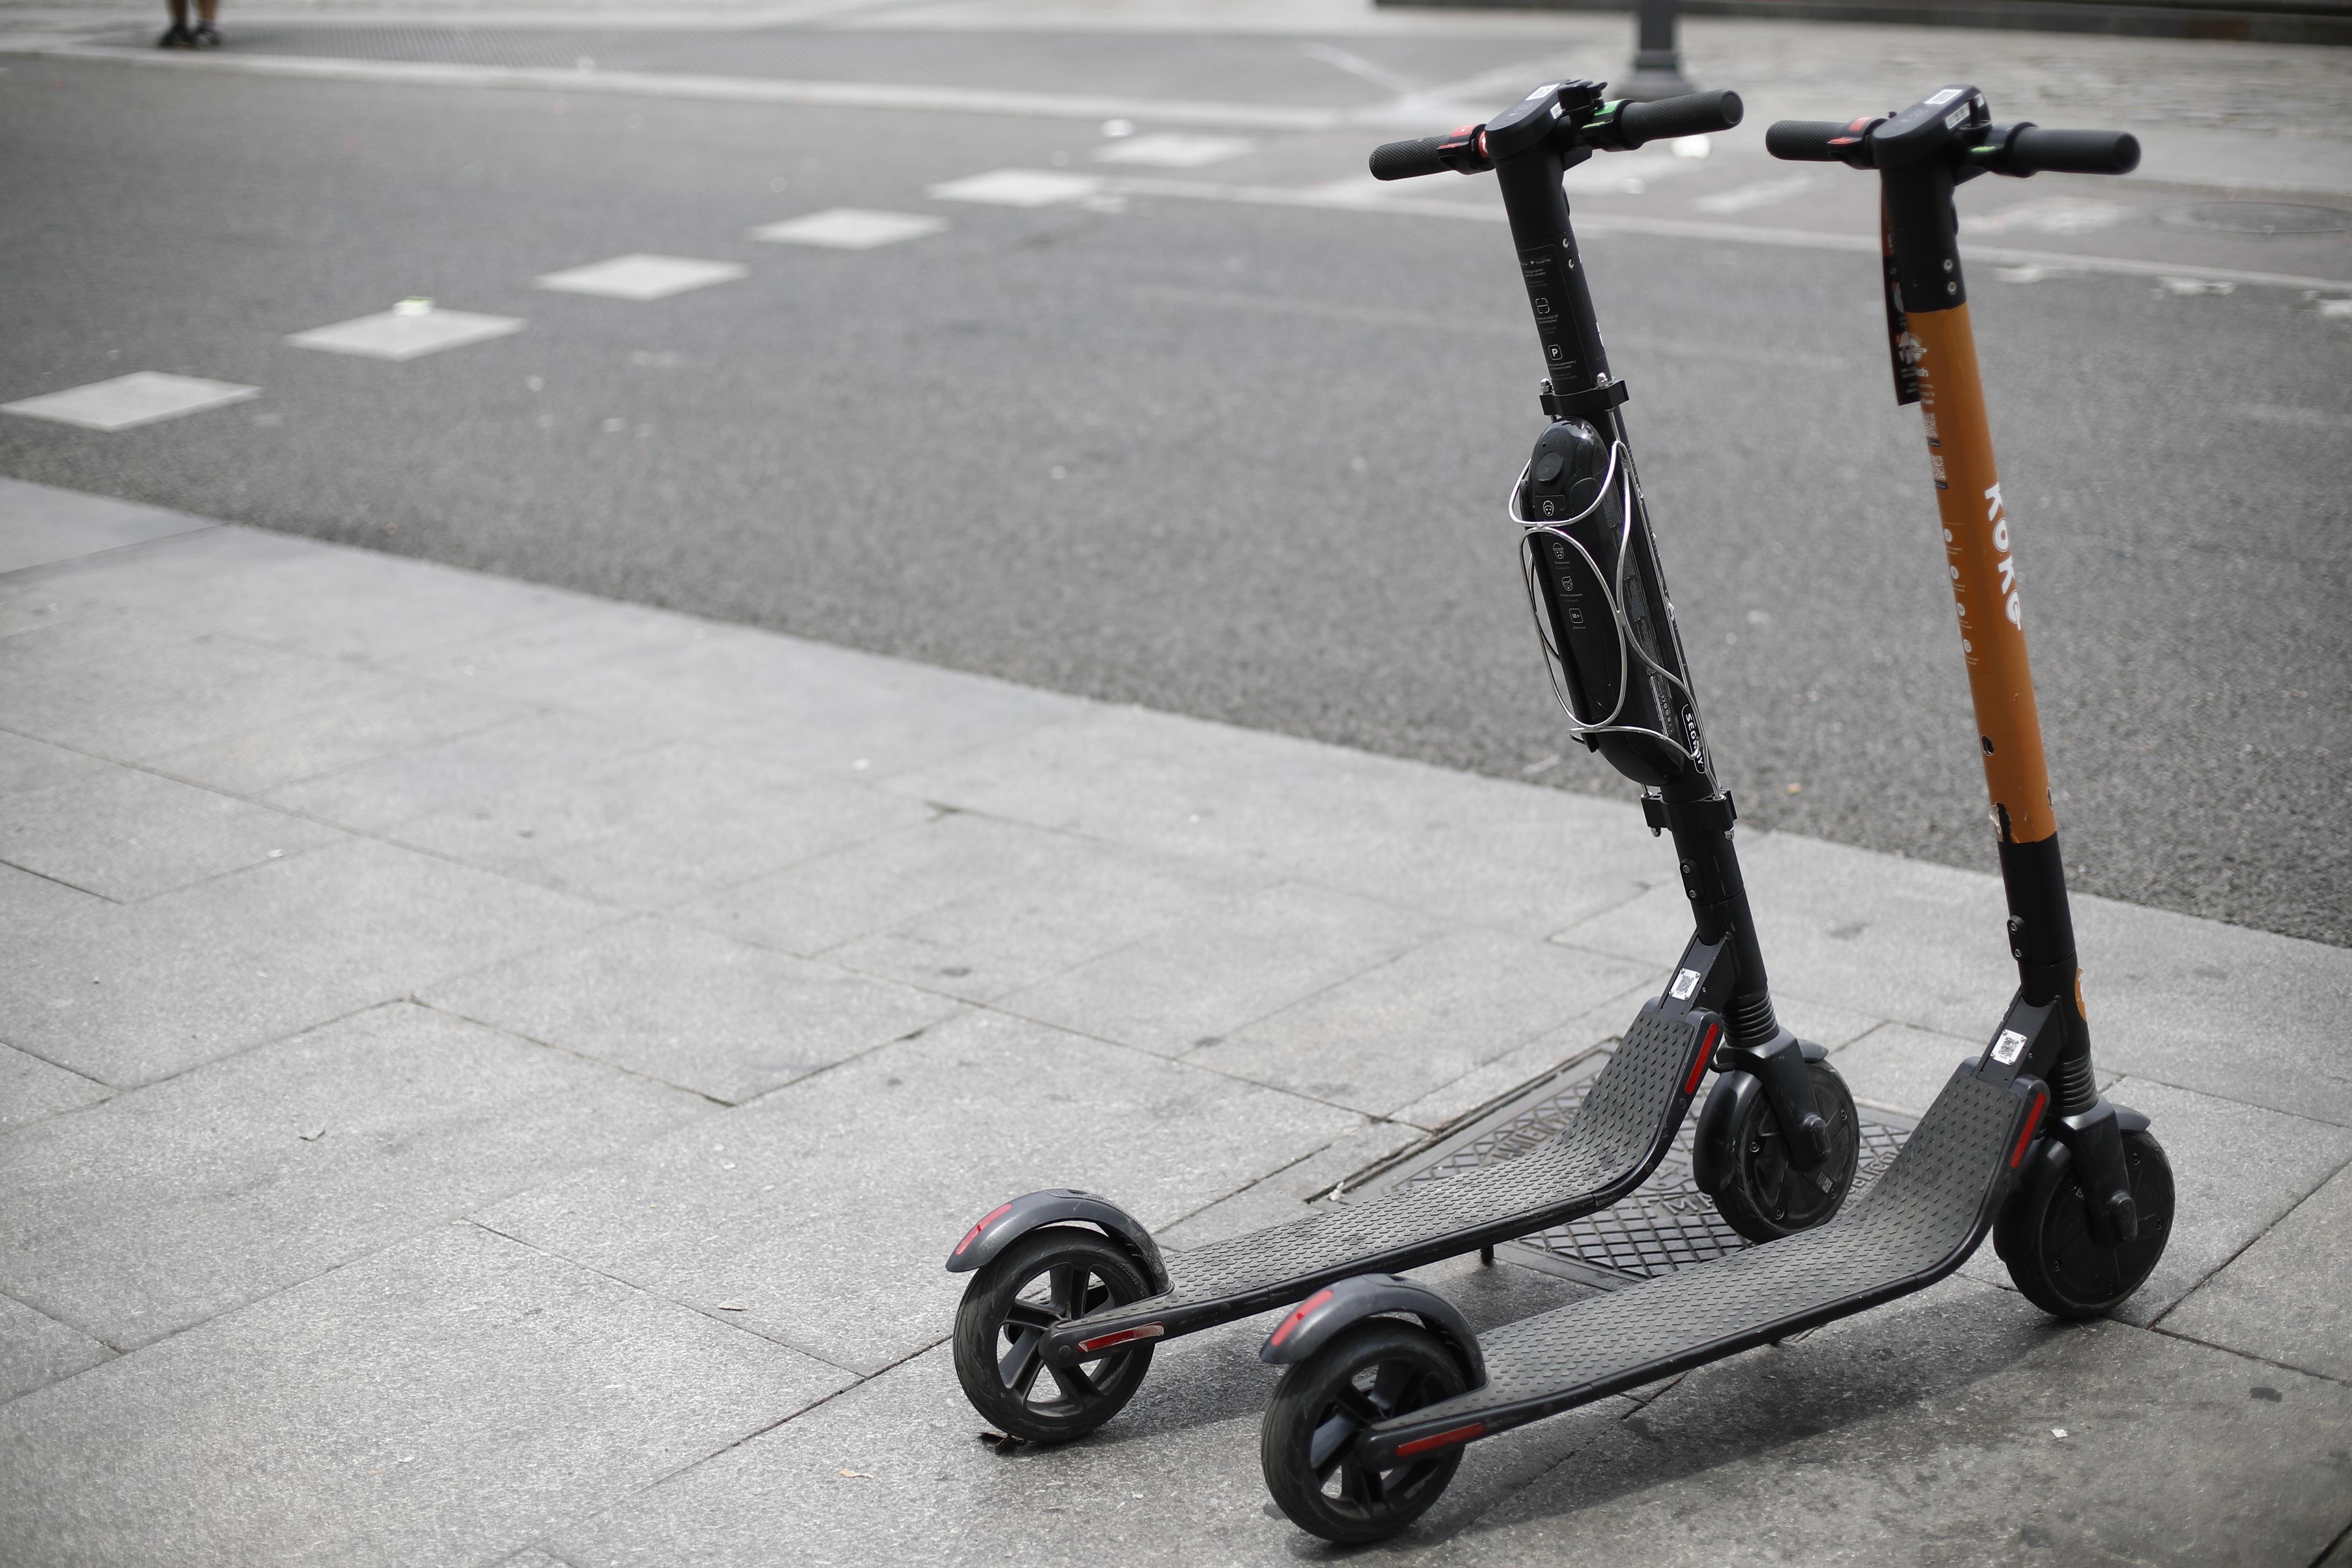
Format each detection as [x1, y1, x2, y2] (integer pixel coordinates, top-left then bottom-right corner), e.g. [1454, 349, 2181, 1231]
[1252, 85, 2176, 1545]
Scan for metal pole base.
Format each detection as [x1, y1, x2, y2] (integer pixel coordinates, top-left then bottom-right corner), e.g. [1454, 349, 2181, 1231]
[1618, 51, 1695, 102]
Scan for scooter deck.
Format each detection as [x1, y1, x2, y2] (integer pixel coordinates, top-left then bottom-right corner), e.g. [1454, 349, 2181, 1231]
[1049, 1002, 1714, 1353]
[1359, 1064, 2034, 1461]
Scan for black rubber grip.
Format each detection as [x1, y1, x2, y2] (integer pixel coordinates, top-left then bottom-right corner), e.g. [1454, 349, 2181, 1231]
[2006, 127, 2139, 176]
[1766, 120, 1854, 162]
[1369, 134, 1450, 181]
[1616, 89, 1742, 148]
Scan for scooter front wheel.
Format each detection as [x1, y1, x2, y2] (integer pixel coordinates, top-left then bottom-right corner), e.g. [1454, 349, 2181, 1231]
[951, 1227, 1156, 1443]
[1996, 1128, 2173, 1319]
[1707, 1058, 1860, 1242]
[1261, 1320, 1469, 1545]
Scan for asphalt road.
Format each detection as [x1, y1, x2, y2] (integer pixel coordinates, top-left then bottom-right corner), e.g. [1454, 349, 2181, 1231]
[2, 21, 2348, 948]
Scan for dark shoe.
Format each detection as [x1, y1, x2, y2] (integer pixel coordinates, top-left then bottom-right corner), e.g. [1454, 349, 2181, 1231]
[190, 22, 221, 46]
[157, 24, 194, 46]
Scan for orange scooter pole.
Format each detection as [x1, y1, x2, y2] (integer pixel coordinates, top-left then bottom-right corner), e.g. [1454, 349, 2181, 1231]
[1768, 88, 2171, 1298]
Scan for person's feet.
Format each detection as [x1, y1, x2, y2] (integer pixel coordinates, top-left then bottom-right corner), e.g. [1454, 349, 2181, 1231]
[190, 22, 221, 45]
[157, 23, 193, 46]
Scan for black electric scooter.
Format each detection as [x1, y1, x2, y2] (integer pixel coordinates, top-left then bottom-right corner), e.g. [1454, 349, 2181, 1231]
[944, 80, 1865, 1447]
[1254, 86, 2176, 1545]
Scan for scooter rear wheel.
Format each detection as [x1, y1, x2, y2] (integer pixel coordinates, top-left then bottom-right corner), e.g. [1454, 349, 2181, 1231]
[1996, 1128, 2173, 1319]
[1709, 1058, 1860, 1243]
[1261, 1320, 1470, 1545]
[952, 1227, 1156, 1443]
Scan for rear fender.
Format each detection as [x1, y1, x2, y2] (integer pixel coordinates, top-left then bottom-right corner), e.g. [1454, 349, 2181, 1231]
[944, 1189, 1169, 1293]
[1259, 1274, 1487, 1389]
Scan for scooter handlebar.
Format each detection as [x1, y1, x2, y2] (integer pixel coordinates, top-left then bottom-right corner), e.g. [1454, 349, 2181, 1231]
[1764, 118, 1873, 163]
[1998, 125, 2140, 176]
[1767, 116, 2140, 177]
[1369, 134, 1453, 181]
[1614, 88, 1744, 148]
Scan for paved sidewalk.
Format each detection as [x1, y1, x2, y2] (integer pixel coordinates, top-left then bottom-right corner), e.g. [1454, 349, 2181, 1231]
[2, 475, 2348, 1566]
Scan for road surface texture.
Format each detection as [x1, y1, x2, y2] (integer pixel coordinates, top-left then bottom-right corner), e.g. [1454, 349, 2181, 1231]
[1, 0, 2347, 946]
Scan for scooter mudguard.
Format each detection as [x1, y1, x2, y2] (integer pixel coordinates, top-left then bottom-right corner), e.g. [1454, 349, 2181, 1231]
[945, 1189, 1170, 1292]
[1260, 1273, 1487, 1388]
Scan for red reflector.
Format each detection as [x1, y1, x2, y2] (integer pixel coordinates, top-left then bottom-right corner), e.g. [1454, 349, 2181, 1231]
[1075, 1324, 1165, 1355]
[1681, 1021, 1720, 1096]
[2010, 1092, 2048, 1170]
[1269, 1288, 1334, 1349]
[954, 1201, 1014, 1257]
[1396, 1423, 1485, 1458]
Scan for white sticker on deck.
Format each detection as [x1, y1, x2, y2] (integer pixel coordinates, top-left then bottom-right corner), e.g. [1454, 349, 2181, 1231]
[1990, 1028, 2029, 1065]
[1670, 969, 1701, 1000]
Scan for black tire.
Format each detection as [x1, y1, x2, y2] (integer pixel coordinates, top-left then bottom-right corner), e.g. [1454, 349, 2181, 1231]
[1996, 1128, 2174, 1319]
[951, 1228, 1157, 1443]
[1260, 1321, 1470, 1545]
[1710, 1058, 1860, 1242]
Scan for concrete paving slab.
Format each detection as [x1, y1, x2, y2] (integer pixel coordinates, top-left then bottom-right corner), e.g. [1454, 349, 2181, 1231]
[481, 624, 1091, 782]
[138, 542, 584, 666]
[1387, 1018, 1629, 1135]
[0, 1222, 850, 1568]
[0, 609, 409, 761]
[1189, 926, 1656, 1118]
[0, 860, 106, 930]
[481, 1008, 1360, 1376]
[0, 1042, 109, 1132]
[0, 836, 615, 1086]
[1830, 1020, 1986, 1118]
[886, 705, 1660, 936]
[0, 1292, 110, 1406]
[0, 521, 321, 640]
[673, 809, 1138, 958]
[2162, 1161, 2352, 1383]
[143, 681, 535, 796]
[382, 599, 724, 702]
[1427, 1278, 2352, 1568]
[817, 830, 1262, 1005]
[0, 475, 213, 575]
[382, 738, 935, 909]
[1554, 829, 2352, 1126]
[1, 762, 343, 902]
[551, 1261, 1620, 1568]
[0, 1001, 709, 1350]
[1155, 1115, 1428, 1251]
[261, 709, 661, 836]
[1768, 990, 1895, 1053]
[0, 729, 107, 796]
[1003, 879, 1441, 1059]
[423, 916, 960, 1105]
[2090, 1077, 2352, 1326]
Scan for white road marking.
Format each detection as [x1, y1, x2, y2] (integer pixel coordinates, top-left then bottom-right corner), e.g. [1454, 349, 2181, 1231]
[1695, 174, 1818, 215]
[286, 304, 524, 360]
[2, 372, 257, 431]
[1296, 41, 1418, 96]
[752, 208, 948, 248]
[928, 169, 1105, 207]
[1970, 196, 2129, 236]
[535, 254, 748, 299]
[2158, 276, 2236, 295]
[2316, 296, 2352, 319]
[53, 45, 1350, 132]
[2227, 403, 2352, 431]
[1995, 264, 2085, 284]
[1093, 133, 1254, 169]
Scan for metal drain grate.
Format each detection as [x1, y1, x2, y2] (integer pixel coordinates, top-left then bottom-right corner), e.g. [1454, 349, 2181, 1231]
[1347, 1048, 1913, 1291]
